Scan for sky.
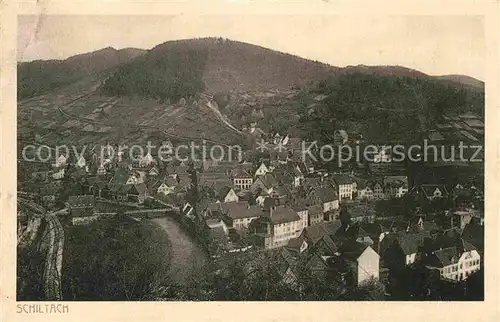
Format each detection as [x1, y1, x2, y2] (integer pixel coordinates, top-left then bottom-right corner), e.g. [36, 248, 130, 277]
[17, 15, 485, 80]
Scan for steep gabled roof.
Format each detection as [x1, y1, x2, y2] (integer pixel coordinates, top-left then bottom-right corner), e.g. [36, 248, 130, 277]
[108, 167, 130, 188]
[339, 241, 370, 261]
[231, 167, 252, 178]
[220, 201, 262, 220]
[132, 183, 147, 195]
[217, 186, 234, 201]
[257, 173, 279, 189]
[420, 184, 449, 198]
[430, 247, 460, 267]
[307, 204, 323, 216]
[198, 172, 231, 186]
[461, 219, 484, 251]
[305, 221, 343, 244]
[313, 185, 338, 203]
[332, 174, 354, 186]
[267, 205, 300, 225]
[397, 231, 430, 255]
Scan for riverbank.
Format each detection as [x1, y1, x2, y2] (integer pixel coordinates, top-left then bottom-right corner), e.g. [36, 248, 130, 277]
[151, 217, 208, 286]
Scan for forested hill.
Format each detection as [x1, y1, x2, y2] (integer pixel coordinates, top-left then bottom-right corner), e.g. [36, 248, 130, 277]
[297, 71, 484, 143]
[100, 37, 337, 100]
[17, 47, 146, 99]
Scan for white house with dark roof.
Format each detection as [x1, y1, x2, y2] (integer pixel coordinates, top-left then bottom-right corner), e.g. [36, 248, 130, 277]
[220, 201, 262, 230]
[371, 180, 385, 200]
[356, 181, 374, 200]
[290, 202, 309, 233]
[254, 162, 270, 177]
[157, 175, 178, 196]
[423, 239, 480, 281]
[307, 204, 324, 226]
[139, 152, 155, 168]
[54, 154, 67, 168]
[217, 186, 239, 203]
[96, 164, 107, 175]
[251, 205, 303, 249]
[265, 205, 302, 248]
[337, 241, 380, 286]
[313, 185, 340, 213]
[76, 155, 87, 169]
[250, 173, 278, 195]
[331, 174, 354, 200]
[420, 184, 449, 201]
[286, 221, 342, 255]
[232, 168, 253, 190]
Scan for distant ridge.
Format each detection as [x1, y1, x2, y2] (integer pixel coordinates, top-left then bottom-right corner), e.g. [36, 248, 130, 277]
[435, 74, 484, 90]
[18, 47, 146, 99]
[18, 37, 483, 100]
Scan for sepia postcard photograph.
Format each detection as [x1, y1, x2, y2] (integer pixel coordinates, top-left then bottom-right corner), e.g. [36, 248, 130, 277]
[1, 0, 499, 321]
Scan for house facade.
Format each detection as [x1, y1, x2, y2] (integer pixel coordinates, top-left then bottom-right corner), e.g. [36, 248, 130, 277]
[54, 154, 67, 168]
[356, 246, 380, 286]
[307, 205, 324, 226]
[425, 243, 481, 281]
[357, 185, 374, 200]
[253, 206, 303, 249]
[372, 181, 385, 200]
[233, 170, 254, 190]
[254, 162, 270, 177]
[332, 175, 354, 200]
[218, 187, 239, 203]
[221, 201, 262, 230]
[291, 203, 309, 232]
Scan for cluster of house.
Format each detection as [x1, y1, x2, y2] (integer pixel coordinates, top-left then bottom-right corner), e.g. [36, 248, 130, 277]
[380, 215, 483, 283]
[266, 207, 483, 292]
[20, 121, 484, 293]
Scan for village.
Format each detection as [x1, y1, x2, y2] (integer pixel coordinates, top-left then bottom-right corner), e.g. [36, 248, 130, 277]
[17, 108, 485, 300]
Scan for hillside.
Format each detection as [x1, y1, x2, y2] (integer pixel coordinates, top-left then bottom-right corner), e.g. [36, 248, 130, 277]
[18, 47, 146, 99]
[221, 69, 484, 144]
[100, 37, 337, 99]
[17, 38, 484, 147]
[435, 74, 484, 90]
[293, 71, 484, 143]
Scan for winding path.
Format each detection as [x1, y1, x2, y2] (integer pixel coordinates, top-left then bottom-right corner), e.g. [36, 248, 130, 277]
[151, 217, 208, 285]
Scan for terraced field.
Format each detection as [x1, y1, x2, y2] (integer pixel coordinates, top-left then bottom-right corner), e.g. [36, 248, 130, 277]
[18, 76, 245, 150]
